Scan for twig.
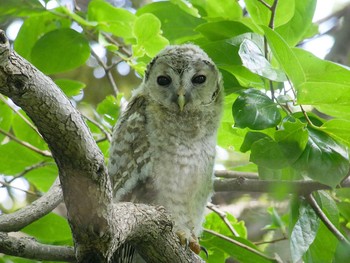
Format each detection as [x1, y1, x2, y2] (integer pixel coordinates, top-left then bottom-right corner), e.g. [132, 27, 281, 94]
[306, 194, 350, 246]
[7, 161, 55, 184]
[0, 128, 52, 158]
[0, 94, 42, 137]
[82, 114, 112, 142]
[0, 180, 39, 196]
[0, 177, 63, 232]
[90, 46, 119, 96]
[207, 203, 239, 237]
[254, 236, 287, 245]
[203, 228, 279, 262]
[215, 170, 259, 179]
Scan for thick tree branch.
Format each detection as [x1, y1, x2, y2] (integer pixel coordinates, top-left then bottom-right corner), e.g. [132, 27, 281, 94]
[0, 232, 75, 262]
[0, 177, 63, 232]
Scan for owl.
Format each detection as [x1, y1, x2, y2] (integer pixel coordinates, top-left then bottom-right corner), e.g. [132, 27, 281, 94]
[108, 44, 223, 262]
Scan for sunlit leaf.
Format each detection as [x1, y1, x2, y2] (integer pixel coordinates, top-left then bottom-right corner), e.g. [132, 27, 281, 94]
[31, 28, 90, 74]
[55, 79, 86, 97]
[196, 21, 252, 41]
[96, 95, 120, 128]
[132, 13, 169, 58]
[87, 0, 136, 39]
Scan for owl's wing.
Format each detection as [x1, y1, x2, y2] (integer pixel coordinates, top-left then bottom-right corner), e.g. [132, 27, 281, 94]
[108, 93, 152, 201]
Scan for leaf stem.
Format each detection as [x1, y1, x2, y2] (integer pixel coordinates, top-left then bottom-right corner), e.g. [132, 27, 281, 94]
[203, 228, 280, 262]
[207, 203, 239, 237]
[306, 193, 350, 246]
[0, 128, 52, 158]
[82, 114, 112, 142]
[0, 180, 40, 196]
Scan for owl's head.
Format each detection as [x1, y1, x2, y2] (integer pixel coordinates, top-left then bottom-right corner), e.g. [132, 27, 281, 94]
[143, 44, 223, 113]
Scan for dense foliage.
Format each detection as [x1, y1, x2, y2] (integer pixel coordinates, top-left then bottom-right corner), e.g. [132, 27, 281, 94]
[1, 0, 350, 262]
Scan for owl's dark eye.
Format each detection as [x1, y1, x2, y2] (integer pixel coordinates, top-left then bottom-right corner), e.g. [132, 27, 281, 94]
[192, 75, 206, 84]
[157, 76, 171, 86]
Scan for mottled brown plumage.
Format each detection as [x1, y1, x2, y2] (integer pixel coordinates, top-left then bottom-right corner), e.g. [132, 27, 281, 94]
[108, 44, 223, 262]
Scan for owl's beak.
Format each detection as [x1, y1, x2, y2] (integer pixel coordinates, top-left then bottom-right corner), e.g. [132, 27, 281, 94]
[177, 91, 185, 111]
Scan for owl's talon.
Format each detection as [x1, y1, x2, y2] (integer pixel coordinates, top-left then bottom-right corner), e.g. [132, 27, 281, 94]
[176, 231, 201, 254]
[200, 246, 209, 258]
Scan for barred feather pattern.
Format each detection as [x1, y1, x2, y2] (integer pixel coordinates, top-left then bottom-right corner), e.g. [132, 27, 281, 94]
[108, 44, 223, 262]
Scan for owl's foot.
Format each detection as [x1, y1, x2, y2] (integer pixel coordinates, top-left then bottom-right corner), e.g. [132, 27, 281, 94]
[176, 230, 201, 254]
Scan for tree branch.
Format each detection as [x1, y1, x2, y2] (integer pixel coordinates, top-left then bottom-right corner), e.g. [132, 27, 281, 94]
[214, 177, 331, 195]
[0, 177, 63, 232]
[306, 193, 350, 246]
[0, 232, 75, 262]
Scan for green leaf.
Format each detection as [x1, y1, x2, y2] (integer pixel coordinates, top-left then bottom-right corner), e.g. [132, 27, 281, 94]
[14, 11, 71, 60]
[292, 48, 350, 105]
[275, 0, 317, 46]
[55, 79, 86, 97]
[263, 26, 305, 86]
[0, 142, 43, 175]
[22, 213, 72, 245]
[250, 136, 289, 169]
[245, 0, 295, 27]
[274, 120, 309, 164]
[0, 100, 13, 142]
[87, 0, 136, 39]
[232, 89, 281, 130]
[0, 0, 45, 17]
[290, 201, 320, 263]
[12, 111, 48, 150]
[25, 165, 58, 192]
[305, 191, 339, 263]
[96, 95, 120, 128]
[239, 39, 286, 82]
[240, 131, 269, 153]
[322, 119, 350, 148]
[294, 128, 349, 187]
[204, 212, 247, 238]
[196, 21, 252, 41]
[31, 28, 90, 74]
[195, 0, 242, 20]
[133, 13, 169, 58]
[137, 2, 204, 43]
[170, 0, 200, 17]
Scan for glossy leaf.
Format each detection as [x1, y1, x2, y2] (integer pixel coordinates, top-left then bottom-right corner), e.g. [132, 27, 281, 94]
[87, 0, 136, 39]
[239, 39, 286, 81]
[194, 0, 242, 20]
[294, 128, 349, 187]
[55, 79, 86, 97]
[31, 28, 90, 74]
[133, 13, 169, 58]
[232, 89, 281, 130]
[240, 131, 269, 153]
[290, 201, 320, 263]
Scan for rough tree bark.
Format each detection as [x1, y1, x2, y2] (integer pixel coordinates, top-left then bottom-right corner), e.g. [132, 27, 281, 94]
[0, 30, 203, 263]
